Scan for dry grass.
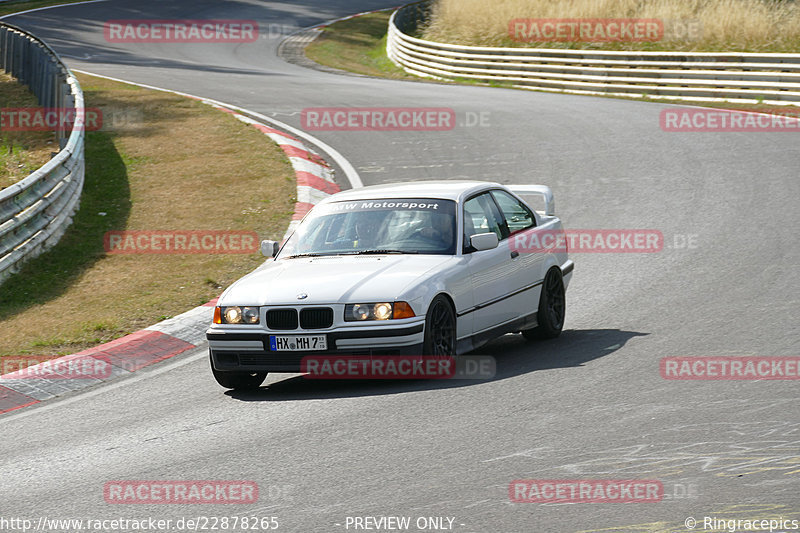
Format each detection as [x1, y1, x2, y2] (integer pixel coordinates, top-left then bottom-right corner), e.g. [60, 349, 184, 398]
[302, 5, 800, 112]
[0, 73, 57, 190]
[422, 0, 800, 51]
[0, 73, 295, 356]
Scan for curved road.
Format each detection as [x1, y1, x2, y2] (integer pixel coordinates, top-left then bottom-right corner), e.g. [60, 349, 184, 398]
[2, 1, 798, 532]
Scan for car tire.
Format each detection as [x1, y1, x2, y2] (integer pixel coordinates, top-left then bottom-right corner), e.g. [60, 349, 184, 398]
[423, 295, 457, 356]
[210, 353, 267, 390]
[522, 267, 565, 340]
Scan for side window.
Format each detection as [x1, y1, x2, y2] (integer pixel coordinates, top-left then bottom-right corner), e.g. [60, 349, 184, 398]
[491, 190, 535, 235]
[463, 193, 505, 251]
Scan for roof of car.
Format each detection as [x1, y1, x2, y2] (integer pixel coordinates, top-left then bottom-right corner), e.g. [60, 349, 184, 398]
[319, 180, 503, 204]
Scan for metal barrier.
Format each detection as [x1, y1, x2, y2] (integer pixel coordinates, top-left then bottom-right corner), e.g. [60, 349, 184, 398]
[387, 1, 800, 104]
[0, 21, 85, 285]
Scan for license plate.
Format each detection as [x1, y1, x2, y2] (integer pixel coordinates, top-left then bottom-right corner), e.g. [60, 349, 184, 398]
[269, 335, 327, 351]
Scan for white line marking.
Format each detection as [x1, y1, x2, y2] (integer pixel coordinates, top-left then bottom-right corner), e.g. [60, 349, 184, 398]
[71, 69, 362, 189]
[0, 348, 208, 424]
[0, 0, 109, 20]
[0, 16, 367, 418]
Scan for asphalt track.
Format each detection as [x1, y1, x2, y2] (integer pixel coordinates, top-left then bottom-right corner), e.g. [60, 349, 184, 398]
[1, 1, 799, 532]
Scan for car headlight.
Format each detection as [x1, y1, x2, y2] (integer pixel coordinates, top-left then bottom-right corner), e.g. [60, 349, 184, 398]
[213, 306, 261, 324]
[374, 303, 392, 320]
[344, 302, 415, 321]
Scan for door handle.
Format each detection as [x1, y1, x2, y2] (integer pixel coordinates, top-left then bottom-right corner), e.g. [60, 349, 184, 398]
[510, 251, 519, 259]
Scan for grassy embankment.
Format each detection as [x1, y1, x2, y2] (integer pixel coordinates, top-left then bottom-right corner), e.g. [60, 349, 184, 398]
[305, 3, 800, 114]
[424, 0, 800, 52]
[0, 72, 295, 356]
[1, 72, 56, 190]
[0, 0, 93, 18]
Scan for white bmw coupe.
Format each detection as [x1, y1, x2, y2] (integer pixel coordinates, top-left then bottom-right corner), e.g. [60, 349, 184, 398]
[206, 181, 573, 389]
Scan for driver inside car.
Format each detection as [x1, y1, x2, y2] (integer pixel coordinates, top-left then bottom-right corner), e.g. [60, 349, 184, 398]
[416, 211, 454, 249]
[353, 211, 385, 248]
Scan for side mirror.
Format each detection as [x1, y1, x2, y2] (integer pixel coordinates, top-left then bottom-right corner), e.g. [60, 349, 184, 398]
[470, 232, 499, 251]
[260, 240, 279, 258]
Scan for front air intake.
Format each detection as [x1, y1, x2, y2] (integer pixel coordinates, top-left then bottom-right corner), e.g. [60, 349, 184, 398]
[266, 309, 298, 330]
[300, 307, 333, 329]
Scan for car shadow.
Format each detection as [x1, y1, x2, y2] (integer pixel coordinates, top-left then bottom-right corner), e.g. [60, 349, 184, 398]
[224, 328, 648, 402]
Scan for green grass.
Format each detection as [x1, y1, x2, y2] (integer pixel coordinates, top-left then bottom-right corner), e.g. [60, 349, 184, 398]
[0, 73, 296, 357]
[305, 11, 418, 80]
[0, 129, 132, 319]
[0, 0, 91, 18]
[1, 73, 56, 190]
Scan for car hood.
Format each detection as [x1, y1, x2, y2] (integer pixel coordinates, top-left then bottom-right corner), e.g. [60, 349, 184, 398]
[220, 255, 454, 305]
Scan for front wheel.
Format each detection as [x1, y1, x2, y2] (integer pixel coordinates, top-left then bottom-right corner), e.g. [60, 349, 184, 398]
[423, 295, 456, 356]
[210, 354, 267, 390]
[522, 268, 565, 340]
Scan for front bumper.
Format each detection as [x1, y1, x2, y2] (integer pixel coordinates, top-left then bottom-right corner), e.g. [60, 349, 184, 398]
[207, 322, 425, 372]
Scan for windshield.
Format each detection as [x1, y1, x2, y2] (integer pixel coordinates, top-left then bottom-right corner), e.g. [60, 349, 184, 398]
[279, 198, 457, 257]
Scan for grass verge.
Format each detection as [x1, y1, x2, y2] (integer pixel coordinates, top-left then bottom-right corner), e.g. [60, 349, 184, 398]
[0, 0, 91, 18]
[1, 72, 57, 190]
[303, 8, 800, 115]
[305, 10, 417, 80]
[0, 72, 295, 356]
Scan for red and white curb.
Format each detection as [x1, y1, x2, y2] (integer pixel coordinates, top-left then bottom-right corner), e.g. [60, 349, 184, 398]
[0, 97, 340, 416]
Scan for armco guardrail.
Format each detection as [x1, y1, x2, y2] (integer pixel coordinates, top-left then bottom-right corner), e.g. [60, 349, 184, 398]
[0, 22, 85, 285]
[387, 1, 800, 104]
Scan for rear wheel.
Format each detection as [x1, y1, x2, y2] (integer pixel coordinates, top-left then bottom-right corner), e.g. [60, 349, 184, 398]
[423, 295, 456, 356]
[210, 353, 267, 390]
[522, 268, 565, 340]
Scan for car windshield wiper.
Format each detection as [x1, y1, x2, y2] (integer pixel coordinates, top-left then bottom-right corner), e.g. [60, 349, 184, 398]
[284, 252, 331, 258]
[349, 249, 419, 255]
[286, 250, 419, 258]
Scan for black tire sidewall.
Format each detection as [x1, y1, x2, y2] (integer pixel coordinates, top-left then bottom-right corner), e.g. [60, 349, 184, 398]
[537, 268, 565, 337]
[423, 295, 456, 356]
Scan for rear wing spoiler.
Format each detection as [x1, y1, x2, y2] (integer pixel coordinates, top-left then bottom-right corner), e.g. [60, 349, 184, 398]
[508, 185, 555, 216]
